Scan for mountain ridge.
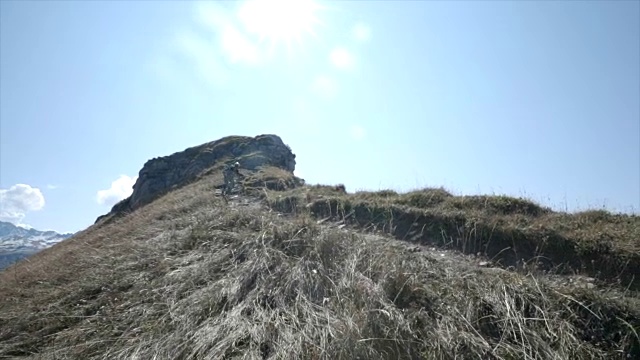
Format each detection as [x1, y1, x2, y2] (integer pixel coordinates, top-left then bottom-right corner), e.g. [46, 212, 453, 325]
[1, 134, 638, 359]
[95, 134, 296, 225]
[0, 220, 74, 270]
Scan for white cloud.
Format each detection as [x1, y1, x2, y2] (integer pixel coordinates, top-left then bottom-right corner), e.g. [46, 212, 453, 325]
[96, 175, 137, 207]
[46, 184, 58, 190]
[350, 124, 366, 140]
[352, 22, 371, 42]
[310, 75, 338, 99]
[0, 184, 45, 225]
[329, 47, 355, 70]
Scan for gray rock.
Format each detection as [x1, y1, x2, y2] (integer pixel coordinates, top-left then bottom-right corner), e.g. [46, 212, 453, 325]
[95, 134, 296, 224]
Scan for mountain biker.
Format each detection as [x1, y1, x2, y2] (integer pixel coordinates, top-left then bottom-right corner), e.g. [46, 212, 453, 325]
[222, 161, 243, 195]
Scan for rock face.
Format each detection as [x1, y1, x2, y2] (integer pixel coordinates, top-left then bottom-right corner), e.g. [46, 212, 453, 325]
[96, 134, 296, 223]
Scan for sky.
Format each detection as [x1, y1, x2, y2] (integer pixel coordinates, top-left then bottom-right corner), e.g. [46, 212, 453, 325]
[0, 0, 639, 233]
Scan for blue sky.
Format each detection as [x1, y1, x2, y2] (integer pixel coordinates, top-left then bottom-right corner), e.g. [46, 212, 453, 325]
[1, 0, 638, 233]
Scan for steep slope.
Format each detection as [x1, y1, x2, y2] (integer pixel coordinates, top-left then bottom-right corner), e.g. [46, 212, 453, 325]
[0, 221, 74, 270]
[1, 135, 638, 360]
[95, 134, 296, 224]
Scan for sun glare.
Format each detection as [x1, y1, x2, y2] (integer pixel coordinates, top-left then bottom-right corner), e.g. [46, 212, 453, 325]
[238, 0, 322, 52]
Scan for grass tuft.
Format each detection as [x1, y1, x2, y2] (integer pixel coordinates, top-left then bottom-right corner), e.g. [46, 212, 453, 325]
[1, 174, 638, 359]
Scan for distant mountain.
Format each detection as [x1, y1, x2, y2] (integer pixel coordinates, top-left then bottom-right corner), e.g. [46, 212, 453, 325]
[0, 221, 74, 270]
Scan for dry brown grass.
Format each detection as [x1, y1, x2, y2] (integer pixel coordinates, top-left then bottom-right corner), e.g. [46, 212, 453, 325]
[241, 166, 304, 193]
[265, 187, 640, 291]
[1, 175, 638, 359]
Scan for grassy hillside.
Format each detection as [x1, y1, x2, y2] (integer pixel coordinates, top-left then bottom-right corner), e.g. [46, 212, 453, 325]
[1, 167, 638, 359]
[265, 184, 640, 291]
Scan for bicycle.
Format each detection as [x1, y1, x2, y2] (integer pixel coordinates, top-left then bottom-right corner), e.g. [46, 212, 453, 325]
[220, 177, 246, 203]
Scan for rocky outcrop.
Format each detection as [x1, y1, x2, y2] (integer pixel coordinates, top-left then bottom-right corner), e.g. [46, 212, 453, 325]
[95, 134, 296, 223]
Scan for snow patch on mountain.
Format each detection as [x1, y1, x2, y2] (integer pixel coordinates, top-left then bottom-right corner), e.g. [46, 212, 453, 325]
[0, 221, 74, 269]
